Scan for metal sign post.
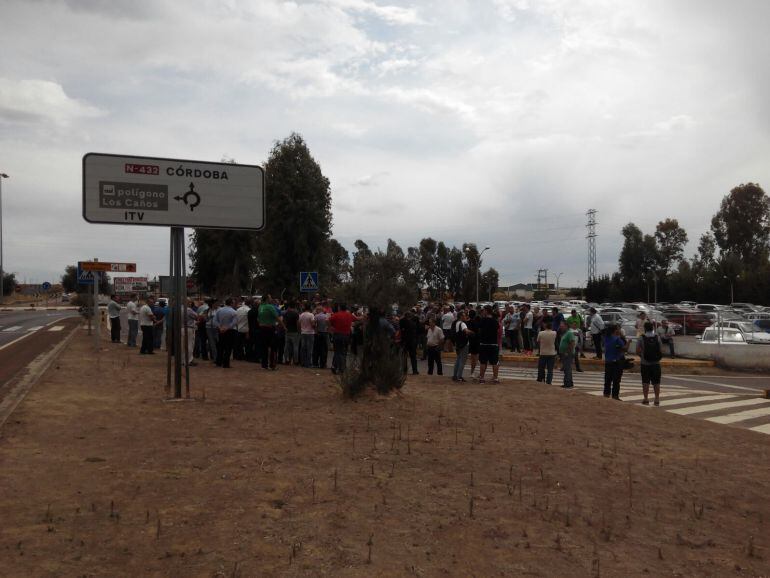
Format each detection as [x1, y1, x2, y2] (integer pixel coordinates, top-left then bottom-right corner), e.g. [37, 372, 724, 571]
[83, 153, 265, 399]
[165, 226, 188, 399]
[93, 268, 100, 349]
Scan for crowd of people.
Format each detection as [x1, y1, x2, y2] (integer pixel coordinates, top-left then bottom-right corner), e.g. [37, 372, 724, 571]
[105, 295, 672, 406]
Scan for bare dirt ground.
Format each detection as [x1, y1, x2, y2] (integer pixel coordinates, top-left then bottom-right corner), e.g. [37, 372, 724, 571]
[1, 330, 769, 577]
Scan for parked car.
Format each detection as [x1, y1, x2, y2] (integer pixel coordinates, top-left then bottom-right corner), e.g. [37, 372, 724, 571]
[711, 321, 770, 344]
[661, 310, 712, 334]
[730, 302, 756, 312]
[599, 313, 637, 338]
[698, 327, 747, 344]
[753, 319, 770, 333]
[695, 303, 723, 312]
[746, 312, 770, 321]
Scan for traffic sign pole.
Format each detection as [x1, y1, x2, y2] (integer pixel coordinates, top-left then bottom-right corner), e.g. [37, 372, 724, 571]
[93, 263, 100, 349]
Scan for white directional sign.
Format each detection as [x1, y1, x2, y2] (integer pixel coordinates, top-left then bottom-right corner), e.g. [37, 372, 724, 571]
[114, 276, 149, 294]
[82, 153, 265, 230]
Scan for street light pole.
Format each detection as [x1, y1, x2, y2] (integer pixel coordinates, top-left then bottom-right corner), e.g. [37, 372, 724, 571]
[0, 173, 8, 304]
[478, 246, 490, 304]
[556, 272, 564, 292]
[467, 246, 490, 304]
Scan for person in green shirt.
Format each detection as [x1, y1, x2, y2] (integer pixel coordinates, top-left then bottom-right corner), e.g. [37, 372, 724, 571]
[257, 296, 280, 370]
[566, 309, 585, 370]
[566, 309, 583, 331]
[559, 320, 577, 389]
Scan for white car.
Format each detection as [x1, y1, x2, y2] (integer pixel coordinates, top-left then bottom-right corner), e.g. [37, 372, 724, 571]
[711, 321, 770, 344]
[698, 327, 747, 344]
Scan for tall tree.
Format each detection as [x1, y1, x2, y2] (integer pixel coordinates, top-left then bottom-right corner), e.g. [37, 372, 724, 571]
[255, 133, 333, 295]
[461, 243, 481, 301]
[693, 232, 717, 277]
[189, 230, 257, 295]
[710, 183, 770, 265]
[480, 267, 499, 301]
[418, 238, 438, 298]
[618, 223, 645, 282]
[326, 238, 350, 287]
[1, 272, 17, 296]
[447, 247, 465, 298]
[654, 218, 688, 275]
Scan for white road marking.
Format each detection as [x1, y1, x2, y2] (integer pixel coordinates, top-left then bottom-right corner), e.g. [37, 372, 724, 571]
[652, 394, 736, 406]
[2, 326, 22, 332]
[27, 326, 43, 331]
[0, 318, 73, 351]
[706, 406, 770, 425]
[749, 423, 770, 435]
[669, 398, 769, 415]
[667, 375, 760, 393]
[48, 326, 64, 332]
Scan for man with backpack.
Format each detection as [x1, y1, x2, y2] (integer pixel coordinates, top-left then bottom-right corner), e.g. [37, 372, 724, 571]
[451, 310, 472, 382]
[636, 320, 663, 406]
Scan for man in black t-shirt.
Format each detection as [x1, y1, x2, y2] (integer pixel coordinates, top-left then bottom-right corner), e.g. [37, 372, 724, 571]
[282, 303, 300, 365]
[477, 305, 500, 384]
[400, 311, 419, 375]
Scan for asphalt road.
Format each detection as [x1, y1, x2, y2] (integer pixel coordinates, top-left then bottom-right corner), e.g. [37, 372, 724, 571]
[0, 309, 78, 348]
[0, 310, 80, 399]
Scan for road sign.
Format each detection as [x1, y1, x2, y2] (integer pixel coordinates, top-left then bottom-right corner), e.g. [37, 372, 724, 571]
[76, 263, 99, 286]
[300, 271, 319, 293]
[41, 282, 51, 291]
[159, 275, 196, 294]
[80, 261, 137, 273]
[114, 276, 148, 293]
[82, 153, 265, 230]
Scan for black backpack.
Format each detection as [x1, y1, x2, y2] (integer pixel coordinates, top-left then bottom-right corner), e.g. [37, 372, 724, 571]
[642, 335, 662, 362]
[453, 320, 468, 349]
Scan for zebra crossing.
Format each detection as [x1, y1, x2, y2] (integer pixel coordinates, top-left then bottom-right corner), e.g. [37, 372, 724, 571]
[474, 365, 770, 437]
[0, 325, 65, 333]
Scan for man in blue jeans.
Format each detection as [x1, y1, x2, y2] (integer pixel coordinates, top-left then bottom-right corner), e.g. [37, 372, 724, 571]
[559, 320, 576, 389]
[536, 317, 556, 384]
[452, 311, 471, 382]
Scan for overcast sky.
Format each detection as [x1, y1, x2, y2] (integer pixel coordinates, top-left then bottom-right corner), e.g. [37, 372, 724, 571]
[1, 0, 768, 288]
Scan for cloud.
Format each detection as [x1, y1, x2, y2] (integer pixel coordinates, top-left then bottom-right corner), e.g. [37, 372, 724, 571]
[0, 0, 769, 288]
[325, 0, 422, 25]
[0, 78, 102, 125]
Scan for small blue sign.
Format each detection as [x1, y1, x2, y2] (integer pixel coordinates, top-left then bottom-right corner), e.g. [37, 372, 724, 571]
[76, 264, 98, 286]
[41, 281, 52, 291]
[299, 271, 319, 292]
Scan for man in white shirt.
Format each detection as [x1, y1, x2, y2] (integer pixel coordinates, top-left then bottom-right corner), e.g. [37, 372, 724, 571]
[235, 299, 251, 360]
[441, 306, 456, 353]
[536, 320, 557, 384]
[657, 319, 676, 357]
[588, 308, 605, 359]
[126, 294, 139, 347]
[523, 304, 534, 353]
[107, 294, 123, 343]
[298, 303, 316, 368]
[425, 317, 444, 375]
[185, 300, 199, 367]
[139, 297, 156, 354]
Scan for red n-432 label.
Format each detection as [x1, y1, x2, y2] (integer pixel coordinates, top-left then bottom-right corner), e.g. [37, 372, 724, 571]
[124, 163, 159, 175]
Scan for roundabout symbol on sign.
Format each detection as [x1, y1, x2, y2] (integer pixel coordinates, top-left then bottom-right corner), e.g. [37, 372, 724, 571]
[174, 182, 201, 212]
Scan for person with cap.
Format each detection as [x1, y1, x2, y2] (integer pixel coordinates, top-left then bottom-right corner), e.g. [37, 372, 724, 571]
[588, 307, 605, 359]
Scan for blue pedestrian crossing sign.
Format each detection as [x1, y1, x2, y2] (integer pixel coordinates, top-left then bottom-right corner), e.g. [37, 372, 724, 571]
[76, 263, 99, 285]
[299, 271, 319, 292]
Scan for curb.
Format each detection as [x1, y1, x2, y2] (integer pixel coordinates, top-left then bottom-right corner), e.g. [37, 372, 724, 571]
[0, 325, 80, 432]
